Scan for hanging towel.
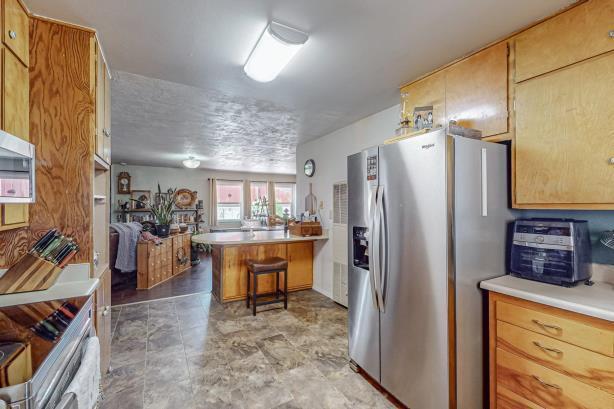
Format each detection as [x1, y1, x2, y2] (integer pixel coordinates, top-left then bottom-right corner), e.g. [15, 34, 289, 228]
[64, 336, 100, 409]
[110, 222, 142, 272]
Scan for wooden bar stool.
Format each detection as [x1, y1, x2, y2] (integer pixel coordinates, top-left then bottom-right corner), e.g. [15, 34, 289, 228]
[246, 257, 288, 316]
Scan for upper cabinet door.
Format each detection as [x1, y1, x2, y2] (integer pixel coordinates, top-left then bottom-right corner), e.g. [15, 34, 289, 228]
[445, 42, 509, 137]
[103, 65, 111, 164]
[400, 71, 446, 130]
[515, 52, 614, 207]
[2, 0, 29, 67]
[2, 47, 28, 140]
[515, 0, 614, 82]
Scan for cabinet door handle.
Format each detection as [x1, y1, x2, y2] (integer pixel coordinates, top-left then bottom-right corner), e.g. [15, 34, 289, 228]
[8, 30, 16, 39]
[532, 341, 563, 356]
[102, 306, 109, 316]
[532, 319, 562, 332]
[532, 375, 561, 390]
[608, 157, 614, 165]
[609, 30, 614, 38]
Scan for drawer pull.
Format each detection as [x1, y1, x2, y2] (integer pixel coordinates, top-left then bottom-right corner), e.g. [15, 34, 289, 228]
[532, 341, 563, 356]
[8, 30, 16, 39]
[532, 375, 562, 390]
[532, 319, 562, 332]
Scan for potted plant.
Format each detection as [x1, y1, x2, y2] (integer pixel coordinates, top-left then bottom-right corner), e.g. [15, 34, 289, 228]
[132, 185, 176, 238]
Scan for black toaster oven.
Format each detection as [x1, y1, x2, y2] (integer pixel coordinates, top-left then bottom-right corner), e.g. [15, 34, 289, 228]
[509, 219, 591, 287]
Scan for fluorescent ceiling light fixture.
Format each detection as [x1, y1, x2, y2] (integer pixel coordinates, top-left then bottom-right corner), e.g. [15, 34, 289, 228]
[244, 21, 308, 82]
[182, 157, 200, 168]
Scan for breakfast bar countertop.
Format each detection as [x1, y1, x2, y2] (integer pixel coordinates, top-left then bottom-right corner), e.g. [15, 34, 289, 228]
[480, 274, 614, 322]
[192, 229, 328, 246]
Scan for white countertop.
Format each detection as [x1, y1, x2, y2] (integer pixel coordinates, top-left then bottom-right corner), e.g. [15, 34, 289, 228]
[192, 230, 328, 245]
[0, 263, 99, 307]
[480, 275, 614, 322]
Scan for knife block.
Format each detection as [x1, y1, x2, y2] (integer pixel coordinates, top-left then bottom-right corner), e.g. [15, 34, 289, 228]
[0, 254, 63, 295]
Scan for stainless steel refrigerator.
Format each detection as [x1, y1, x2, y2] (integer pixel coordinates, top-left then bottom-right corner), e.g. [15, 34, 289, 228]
[347, 128, 512, 409]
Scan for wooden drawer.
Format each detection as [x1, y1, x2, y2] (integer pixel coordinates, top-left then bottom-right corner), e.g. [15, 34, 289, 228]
[496, 385, 544, 409]
[2, 0, 29, 66]
[497, 320, 614, 393]
[514, 0, 614, 82]
[496, 348, 614, 408]
[496, 300, 614, 357]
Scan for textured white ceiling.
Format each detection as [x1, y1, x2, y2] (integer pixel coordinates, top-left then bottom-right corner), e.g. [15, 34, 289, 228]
[24, 0, 575, 173]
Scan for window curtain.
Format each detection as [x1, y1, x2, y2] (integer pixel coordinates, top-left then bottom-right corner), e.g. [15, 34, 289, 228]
[267, 181, 276, 218]
[242, 180, 251, 219]
[208, 178, 217, 226]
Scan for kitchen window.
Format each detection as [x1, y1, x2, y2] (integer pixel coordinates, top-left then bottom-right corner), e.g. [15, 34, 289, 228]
[274, 182, 296, 218]
[250, 181, 268, 218]
[216, 180, 243, 222]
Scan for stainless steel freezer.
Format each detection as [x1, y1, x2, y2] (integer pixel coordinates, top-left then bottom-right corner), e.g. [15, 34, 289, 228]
[347, 128, 512, 409]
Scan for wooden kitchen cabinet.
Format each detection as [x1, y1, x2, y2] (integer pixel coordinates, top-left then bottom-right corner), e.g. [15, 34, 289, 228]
[445, 42, 508, 137]
[488, 292, 614, 408]
[0, 45, 29, 230]
[514, 52, 614, 208]
[137, 233, 191, 289]
[282, 241, 313, 291]
[2, 0, 29, 66]
[400, 70, 446, 130]
[94, 267, 112, 374]
[514, 0, 614, 82]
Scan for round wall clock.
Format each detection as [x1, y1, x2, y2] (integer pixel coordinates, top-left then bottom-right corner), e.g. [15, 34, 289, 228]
[304, 159, 315, 177]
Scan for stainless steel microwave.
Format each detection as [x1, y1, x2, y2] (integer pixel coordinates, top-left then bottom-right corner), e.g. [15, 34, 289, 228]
[0, 130, 35, 203]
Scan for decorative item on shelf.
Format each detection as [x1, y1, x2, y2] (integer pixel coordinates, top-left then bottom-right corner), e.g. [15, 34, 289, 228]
[305, 183, 317, 215]
[132, 184, 177, 238]
[118, 200, 130, 211]
[395, 92, 413, 137]
[179, 223, 188, 233]
[169, 224, 180, 236]
[175, 189, 197, 209]
[0, 229, 80, 295]
[117, 172, 131, 194]
[413, 105, 434, 131]
[448, 120, 482, 139]
[197, 200, 204, 209]
[600, 230, 614, 250]
[130, 190, 151, 209]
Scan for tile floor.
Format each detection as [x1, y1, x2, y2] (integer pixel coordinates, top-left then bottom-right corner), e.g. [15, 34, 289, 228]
[102, 290, 394, 409]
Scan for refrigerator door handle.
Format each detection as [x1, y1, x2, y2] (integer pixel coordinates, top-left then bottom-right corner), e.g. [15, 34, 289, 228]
[376, 186, 386, 312]
[481, 148, 488, 217]
[368, 186, 381, 310]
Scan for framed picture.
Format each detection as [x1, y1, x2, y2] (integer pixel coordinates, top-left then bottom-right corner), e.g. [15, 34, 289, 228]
[131, 190, 151, 209]
[413, 105, 434, 130]
[154, 192, 169, 206]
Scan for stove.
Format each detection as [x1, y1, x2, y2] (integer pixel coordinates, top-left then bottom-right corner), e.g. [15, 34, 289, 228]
[0, 295, 93, 409]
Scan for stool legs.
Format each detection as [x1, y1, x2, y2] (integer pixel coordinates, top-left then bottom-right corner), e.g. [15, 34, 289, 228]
[252, 272, 258, 316]
[283, 268, 288, 310]
[246, 268, 250, 308]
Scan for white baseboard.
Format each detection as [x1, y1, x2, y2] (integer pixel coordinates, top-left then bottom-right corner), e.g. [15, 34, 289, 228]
[312, 285, 333, 300]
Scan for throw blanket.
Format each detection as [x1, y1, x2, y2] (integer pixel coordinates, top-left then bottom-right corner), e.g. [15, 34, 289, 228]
[64, 336, 100, 409]
[110, 222, 142, 272]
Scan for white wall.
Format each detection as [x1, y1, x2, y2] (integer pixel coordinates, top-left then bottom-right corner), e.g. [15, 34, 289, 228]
[296, 104, 400, 297]
[111, 165, 295, 225]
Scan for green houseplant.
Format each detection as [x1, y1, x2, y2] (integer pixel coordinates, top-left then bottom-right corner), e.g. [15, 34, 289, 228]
[132, 185, 177, 237]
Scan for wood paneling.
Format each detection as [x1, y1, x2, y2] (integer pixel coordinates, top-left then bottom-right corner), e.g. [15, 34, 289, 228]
[282, 241, 313, 291]
[497, 320, 614, 393]
[400, 70, 445, 129]
[2, 0, 29, 66]
[445, 42, 508, 137]
[26, 18, 95, 264]
[515, 0, 614, 82]
[496, 347, 614, 408]
[514, 52, 614, 206]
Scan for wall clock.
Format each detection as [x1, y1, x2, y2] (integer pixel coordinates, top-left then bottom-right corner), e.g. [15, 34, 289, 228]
[304, 159, 315, 177]
[117, 172, 131, 194]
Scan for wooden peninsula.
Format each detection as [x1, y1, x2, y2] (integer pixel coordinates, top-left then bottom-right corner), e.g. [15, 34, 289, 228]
[192, 230, 327, 303]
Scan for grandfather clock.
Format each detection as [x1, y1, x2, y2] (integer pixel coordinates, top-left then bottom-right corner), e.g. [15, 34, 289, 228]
[117, 172, 131, 194]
